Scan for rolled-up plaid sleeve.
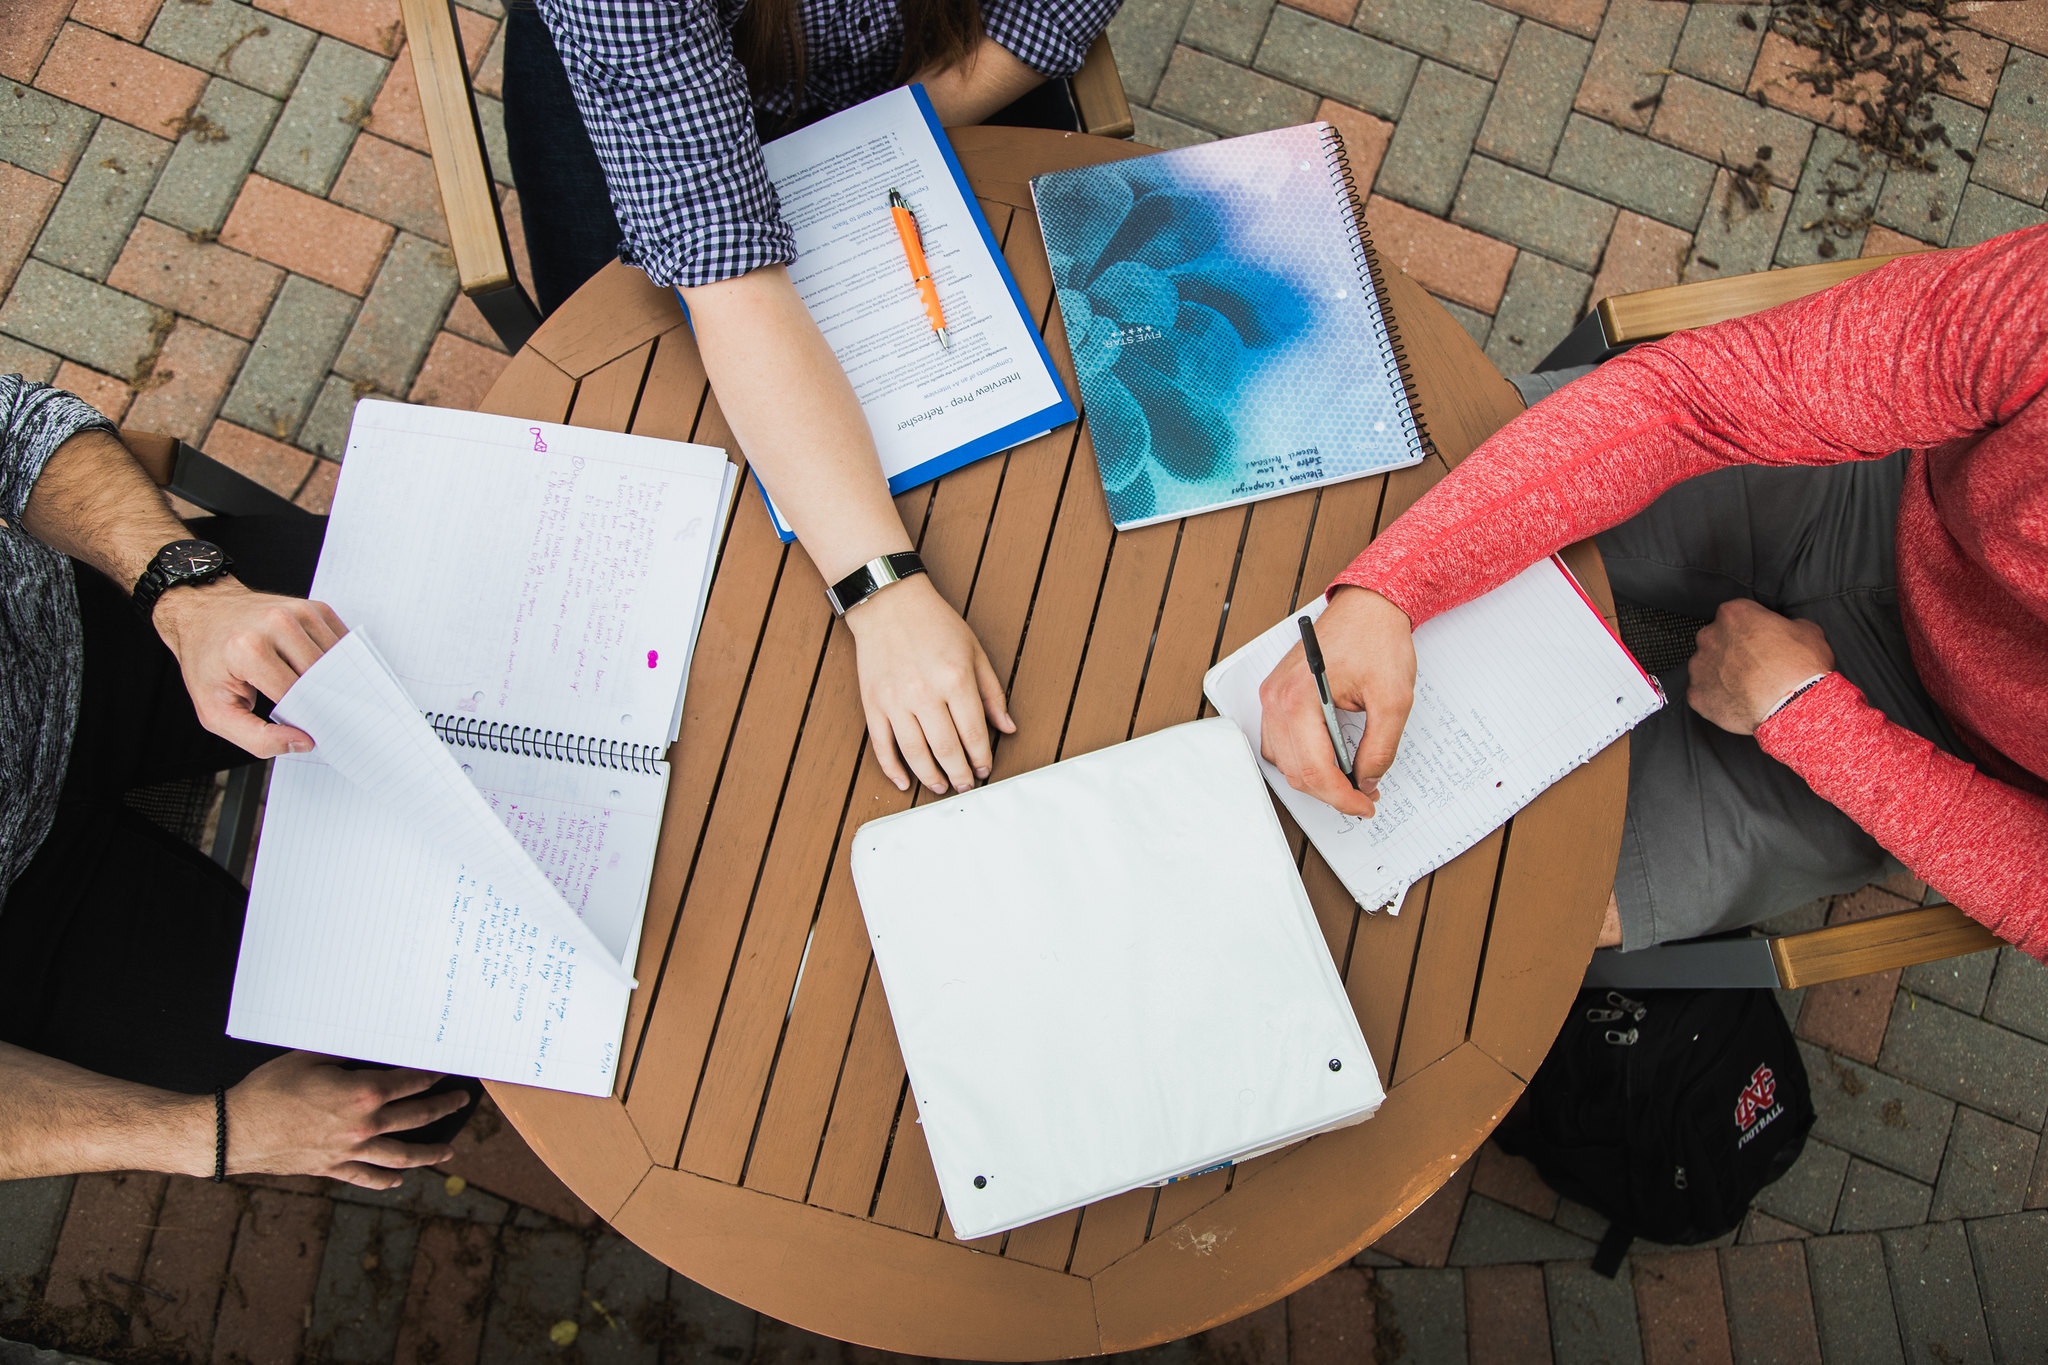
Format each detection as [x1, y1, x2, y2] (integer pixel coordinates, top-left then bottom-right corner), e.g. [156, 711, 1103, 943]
[536, 0, 797, 289]
[981, 0, 1122, 76]
[0, 375, 119, 525]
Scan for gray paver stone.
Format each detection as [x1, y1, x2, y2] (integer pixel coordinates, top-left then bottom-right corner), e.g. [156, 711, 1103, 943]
[477, 93, 514, 187]
[309, 1202, 419, 1365]
[1929, 1108, 2036, 1221]
[0, 335, 60, 383]
[1873, 97, 1985, 244]
[1475, 21, 1591, 175]
[1756, 1138, 1851, 1235]
[0, 259, 172, 378]
[1672, 3, 1767, 92]
[1553, 1197, 1608, 1241]
[256, 37, 389, 196]
[1963, 1210, 2048, 1363]
[298, 374, 367, 461]
[144, 77, 283, 236]
[31, 121, 173, 280]
[0, 83, 97, 182]
[1577, 0, 1689, 130]
[1374, 1267, 1466, 1364]
[1351, 0, 1518, 79]
[1353, 1247, 1403, 1267]
[1834, 1158, 1934, 1233]
[1774, 132, 1886, 267]
[1984, 946, 2048, 1045]
[1158, 46, 1321, 136]
[1685, 167, 1794, 280]
[1448, 1194, 1598, 1265]
[1131, 106, 1218, 149]
[668, 1273, 758, 1365]
[1375, 60, 1492, 215]
[1775, 986, 1805, 1029]
[1110, 0, 1198, 105]
[1546, 1259, 1645, 1365]
[333, 232, 457, 394]
[1453, 155, 1616, 269]
[1549, 113, 1716, 229]
[513, 1205, 562, 1229]
[145, 0, 317, 99]
[1947, 180, 2048, 247]
[579, 1233, 667, 1365]
[1252, 9, 1418, 120]
[1880, 1221, 1993, 1365]
[1651, 75, 1813, 186]
[1181, 0, 1278, 66]
[1435, 297, 1492, 347]
[1900, 950, 1996, 1017]
[1482, 251, 1592, 374]
[1971, 49, 2048, 205]
[1805, 1233, 1904, 1365]
[219, 274, 357, 442]
[0, 1176, 74, 1320]
[480, 1226, 588, 1365]
[1799, 1042, 1955, 1184]
[1876, 993, 2048, 1129]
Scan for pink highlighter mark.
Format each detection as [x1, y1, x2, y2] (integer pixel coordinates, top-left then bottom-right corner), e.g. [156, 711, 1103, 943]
[647, 649, 660, 669]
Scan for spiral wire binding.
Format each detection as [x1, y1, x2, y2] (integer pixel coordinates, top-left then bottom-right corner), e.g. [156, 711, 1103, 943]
[1319, 123, 1436, 464]
[425, 713, 665, 774]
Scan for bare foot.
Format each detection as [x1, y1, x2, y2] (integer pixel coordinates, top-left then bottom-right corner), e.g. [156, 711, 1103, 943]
[1597, 892, 1622, 948]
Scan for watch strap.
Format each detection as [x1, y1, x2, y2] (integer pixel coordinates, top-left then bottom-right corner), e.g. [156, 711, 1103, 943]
[133, 540, 233, 621]
[825, 551, 926, 617]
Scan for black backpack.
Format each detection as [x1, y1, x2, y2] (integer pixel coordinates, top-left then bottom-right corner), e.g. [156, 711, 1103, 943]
[1494, 986, 1814, 1276]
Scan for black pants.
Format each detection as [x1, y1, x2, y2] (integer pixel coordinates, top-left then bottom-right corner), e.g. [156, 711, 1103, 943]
[0, 516, 477, 1142]
[502, 2, 1082, 315]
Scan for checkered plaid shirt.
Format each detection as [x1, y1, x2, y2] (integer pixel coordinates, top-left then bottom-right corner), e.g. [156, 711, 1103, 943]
[536, 0, 1120, 288]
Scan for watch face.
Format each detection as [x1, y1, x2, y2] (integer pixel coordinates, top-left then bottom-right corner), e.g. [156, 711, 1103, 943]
[159, 539, 227, 578]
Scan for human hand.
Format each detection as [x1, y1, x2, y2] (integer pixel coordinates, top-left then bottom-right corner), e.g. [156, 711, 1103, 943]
[1688, 598, 1834, 735]
[152, 578, 347, 758]
[224, 1051, 466, 1190]
[843, 574, 1016, 795]
[1257, 586, 1416, 818]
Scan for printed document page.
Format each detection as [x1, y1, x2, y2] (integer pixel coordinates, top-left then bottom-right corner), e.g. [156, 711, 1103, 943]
[1204, 559, 1663, 914]
[760, 86, 1067, 493]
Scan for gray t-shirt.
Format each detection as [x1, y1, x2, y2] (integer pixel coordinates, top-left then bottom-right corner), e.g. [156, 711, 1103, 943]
[0, 375, 119, 901]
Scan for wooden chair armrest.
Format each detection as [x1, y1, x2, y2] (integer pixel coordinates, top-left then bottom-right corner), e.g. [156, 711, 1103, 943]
[1769, 904, 2002, 989]
[1598, 254, 1915, 348]
[120, 429, 178, 488]
[399, 0, 516, 298]
[1071, 33, 1133, 140]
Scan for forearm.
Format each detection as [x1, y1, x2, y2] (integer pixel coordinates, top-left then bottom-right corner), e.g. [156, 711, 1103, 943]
[19, 427, 188, 593]
[0, 1041, 212, 1180]
[1757, 675, 2048, 960]
[682, 266, 913, 580]
[918, 36, 1045, 127]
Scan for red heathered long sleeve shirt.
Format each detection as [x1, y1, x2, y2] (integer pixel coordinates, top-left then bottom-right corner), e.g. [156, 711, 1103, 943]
[1333, 227, 2048, 960]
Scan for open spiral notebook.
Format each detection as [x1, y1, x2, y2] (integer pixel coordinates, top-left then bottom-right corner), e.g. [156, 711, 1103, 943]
[1204, 557, 1664, 914]
[227, 401, 736, 1096]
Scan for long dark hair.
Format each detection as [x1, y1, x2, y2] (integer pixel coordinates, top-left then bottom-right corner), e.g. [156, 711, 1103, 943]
[732, 0, 984, 106]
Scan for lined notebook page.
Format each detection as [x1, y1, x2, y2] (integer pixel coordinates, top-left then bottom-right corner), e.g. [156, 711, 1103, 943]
[235, 633, 637, 1092]
[1204, 558, 1663, 913]
[318, 400, 735, 748]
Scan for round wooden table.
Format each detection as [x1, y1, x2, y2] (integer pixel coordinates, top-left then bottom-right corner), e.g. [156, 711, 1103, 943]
[474, 126, 1627, 1359]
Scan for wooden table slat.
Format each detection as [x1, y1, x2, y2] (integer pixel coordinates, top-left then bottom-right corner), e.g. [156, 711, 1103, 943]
[1065, 1186, 1155, 1279]
[1348, 878, 1432, 1089]
[1213, 492, 1319, 662]
[1390, 825, 1505, 1086]
[1148, 1167, 1229, 1236]
[528, 260, 685, 380]
[1003, 1210, 1081, 1270]
[807, 962, 913, 1214]
[476, 347, 577, 420]
[1124, 509, 1244, 738]
[620, 328, 709, 443]
[568, 338, 656, 432]
[1294, 474, 1390, 610]
[870, 1090, 947, 1234]
[1055, 521, 1181, 758]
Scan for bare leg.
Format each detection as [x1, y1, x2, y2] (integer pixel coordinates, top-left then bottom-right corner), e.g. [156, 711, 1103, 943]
[1597, 891, 1622, 948]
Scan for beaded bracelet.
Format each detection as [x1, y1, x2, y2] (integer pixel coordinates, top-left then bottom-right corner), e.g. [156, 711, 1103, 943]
[212, 1087, 227, 1184]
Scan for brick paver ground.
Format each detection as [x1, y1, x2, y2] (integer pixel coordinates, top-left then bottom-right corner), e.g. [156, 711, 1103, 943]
[3, 0, 2047, 1361]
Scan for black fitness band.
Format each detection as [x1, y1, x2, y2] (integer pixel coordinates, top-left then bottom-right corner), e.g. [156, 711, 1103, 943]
[212, 1087, 227, 1183]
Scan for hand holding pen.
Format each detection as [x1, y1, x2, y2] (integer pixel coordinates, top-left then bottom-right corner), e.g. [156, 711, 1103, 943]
[1254, 586, 1418, 819]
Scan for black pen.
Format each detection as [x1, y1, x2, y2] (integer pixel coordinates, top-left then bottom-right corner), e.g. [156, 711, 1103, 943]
[1298, 615, 1357, 789]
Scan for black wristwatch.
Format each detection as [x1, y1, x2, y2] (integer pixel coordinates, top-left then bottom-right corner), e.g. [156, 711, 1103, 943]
[133, 538, 234, 620]
[825, 551, 926, 617]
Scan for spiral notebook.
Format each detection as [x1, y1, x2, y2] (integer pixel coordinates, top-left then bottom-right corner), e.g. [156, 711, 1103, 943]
[1202, 558, 1664, 914]
[1030, 122, 1428, 529]
[227, 400, 737, 1095]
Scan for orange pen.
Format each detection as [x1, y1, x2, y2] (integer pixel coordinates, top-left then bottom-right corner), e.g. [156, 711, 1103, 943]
[889, 187, 949, 349]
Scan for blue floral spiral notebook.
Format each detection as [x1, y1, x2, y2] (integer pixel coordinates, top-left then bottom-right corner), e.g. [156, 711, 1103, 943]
[1031, 123, 1431, 528]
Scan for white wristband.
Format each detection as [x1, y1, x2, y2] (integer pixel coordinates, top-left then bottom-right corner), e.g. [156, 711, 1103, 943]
[1763, 672, 1831, 722]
